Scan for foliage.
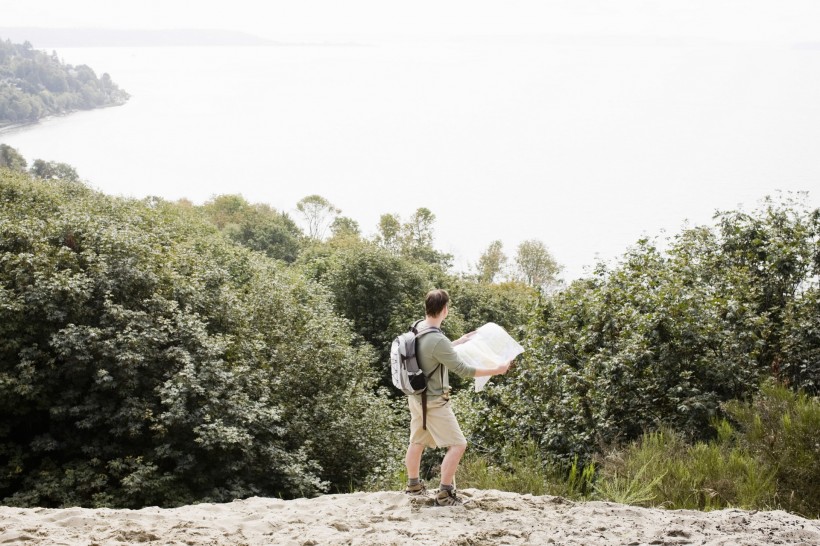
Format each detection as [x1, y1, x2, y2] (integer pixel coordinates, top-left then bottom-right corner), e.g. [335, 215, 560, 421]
[375, 213, 402, 254]
[0, 144, 27, 171]
[594, 427, 777, 511]
[297, 237, 444, 387]
[29, 159, 80, 182]
[723, 381, 820, 517]
[0, 39, 129, 126]
[417, 440, 594, 499]
[476, 240, 507, 284]
[199, 194, 302, 263]
[514, 239, 561, 290]
[375, 208, 453, 268]
[461, 194, 820, 466]
[0, 147, 82, 182]
[0, 169, 402, 508]
[296, 194, 340, 240]
[595, 383, 820, 516]
[329, 216, 361, 240]
[447, 278, 537, 335]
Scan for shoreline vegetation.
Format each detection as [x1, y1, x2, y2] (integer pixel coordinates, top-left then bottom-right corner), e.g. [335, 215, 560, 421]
[0, 37, 129, 128]
[0, 101, 125, 134]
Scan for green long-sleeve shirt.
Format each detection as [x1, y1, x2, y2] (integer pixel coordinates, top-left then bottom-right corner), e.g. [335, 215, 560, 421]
[414, 329, 477, 399]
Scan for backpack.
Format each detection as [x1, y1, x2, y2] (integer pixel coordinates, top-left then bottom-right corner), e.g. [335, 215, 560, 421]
[390, 320, 442, 429]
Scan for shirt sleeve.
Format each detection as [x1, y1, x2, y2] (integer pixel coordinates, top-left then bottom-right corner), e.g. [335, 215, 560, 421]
[432, 337, 477, 378]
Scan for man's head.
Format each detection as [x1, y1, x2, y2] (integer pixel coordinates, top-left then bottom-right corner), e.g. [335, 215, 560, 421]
[425, 289, 450, 318]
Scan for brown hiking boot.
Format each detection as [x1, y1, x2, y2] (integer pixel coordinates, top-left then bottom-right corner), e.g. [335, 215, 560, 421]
[435, 488, 464, 506]
[405, 480, 427, 496]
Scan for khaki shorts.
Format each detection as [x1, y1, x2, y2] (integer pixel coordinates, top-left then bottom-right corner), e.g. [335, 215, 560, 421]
[408, 395, 467, 449]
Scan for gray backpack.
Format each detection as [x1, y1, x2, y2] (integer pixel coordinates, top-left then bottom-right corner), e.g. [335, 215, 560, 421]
[390, 320, 442, 429]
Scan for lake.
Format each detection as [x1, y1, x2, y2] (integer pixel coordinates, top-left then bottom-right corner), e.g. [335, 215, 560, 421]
[1, 38, 818, 280]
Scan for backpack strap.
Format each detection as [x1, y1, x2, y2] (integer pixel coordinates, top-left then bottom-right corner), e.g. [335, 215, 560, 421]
[412, 321, 442, 430]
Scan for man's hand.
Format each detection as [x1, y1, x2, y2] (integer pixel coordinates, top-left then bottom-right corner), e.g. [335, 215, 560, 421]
[452, 330, 477, 347]
[494, 359, 513, 376]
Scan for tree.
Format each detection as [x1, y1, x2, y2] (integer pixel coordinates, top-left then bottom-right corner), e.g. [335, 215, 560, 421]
[514, 239, 561, 289]
[329, 216, 360, 240]
[376, 213, 402, 253]
[296, 194, 340, 240]
[374, 209, 452, 267]
[29, 159, 80, 181]
[0, 144, 27, 172]
[201, 194, 302, 263]
[402, 207, 436, 253]
[476, 240, 507, 284]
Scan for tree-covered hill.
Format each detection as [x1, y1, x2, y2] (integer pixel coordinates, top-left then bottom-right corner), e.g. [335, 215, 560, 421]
[0, 38, 129, 127]
[0, 168, 401, 508]
[1, 146, 817, 515]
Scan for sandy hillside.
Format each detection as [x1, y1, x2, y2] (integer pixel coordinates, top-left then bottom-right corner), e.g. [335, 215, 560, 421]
[1, 489, 818, 545]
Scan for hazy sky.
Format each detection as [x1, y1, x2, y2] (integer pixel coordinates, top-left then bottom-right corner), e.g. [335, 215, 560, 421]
[4, 0, 820, 42]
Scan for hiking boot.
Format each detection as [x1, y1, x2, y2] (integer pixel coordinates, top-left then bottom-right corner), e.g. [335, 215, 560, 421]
[405, 480, 427, 496]
[435, 488, 464, 506]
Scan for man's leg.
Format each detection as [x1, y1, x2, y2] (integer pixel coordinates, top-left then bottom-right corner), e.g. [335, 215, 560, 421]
[405, 442, 427, 495]
[405, 442, 425, 479]
[439, 443, 466, 487]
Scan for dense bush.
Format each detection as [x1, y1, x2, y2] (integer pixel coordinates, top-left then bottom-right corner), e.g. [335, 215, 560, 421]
[297, 238, 444, 386]
[594, 383, 818, 515]
[446, 278, 537, 336]
[0, 169, 401, 508]
[595, 427, 777, 511]
[724, 381, 820, 517]
[197, 194, 303, 263]
[459, 195, 819, 464]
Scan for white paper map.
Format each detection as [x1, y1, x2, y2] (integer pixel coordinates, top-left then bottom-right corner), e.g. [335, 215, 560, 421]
[454, 322, 524, 392]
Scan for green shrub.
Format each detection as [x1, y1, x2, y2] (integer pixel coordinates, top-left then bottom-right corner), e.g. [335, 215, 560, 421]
[456, 441, 594, 499]
[724, 381, 820, 517]
[0, 170, 402, 507]
[594, 427, 777, 511]
[463, 195, 820, 464]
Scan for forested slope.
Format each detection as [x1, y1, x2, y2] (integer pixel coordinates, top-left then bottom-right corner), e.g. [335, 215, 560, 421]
[0, 38, 128, 126]
[0, 169, 399, 507]
[1, 150, 817, 515]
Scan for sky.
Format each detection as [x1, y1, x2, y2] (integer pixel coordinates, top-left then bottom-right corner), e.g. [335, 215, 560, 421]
[3, 0, 820, 43]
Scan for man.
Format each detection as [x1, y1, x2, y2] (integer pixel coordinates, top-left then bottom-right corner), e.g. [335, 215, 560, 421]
[404, 288, 512, 506]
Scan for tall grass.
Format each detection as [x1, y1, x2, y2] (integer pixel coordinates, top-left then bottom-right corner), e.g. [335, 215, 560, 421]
[457, 443, 595, 499]
[724, 381, 820, 517]
[594, 428, 777, 510]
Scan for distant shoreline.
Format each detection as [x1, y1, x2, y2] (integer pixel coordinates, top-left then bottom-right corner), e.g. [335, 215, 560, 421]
[0, 102, 126, 137]
[0, 28, 368, 49]
[0, 120, 37, 135]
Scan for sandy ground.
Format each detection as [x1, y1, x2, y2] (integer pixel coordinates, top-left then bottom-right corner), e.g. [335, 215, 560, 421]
[1, 489, 818, 545]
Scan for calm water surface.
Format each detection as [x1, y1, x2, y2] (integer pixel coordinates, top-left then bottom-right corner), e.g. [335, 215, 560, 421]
[2, 39, 818, 280]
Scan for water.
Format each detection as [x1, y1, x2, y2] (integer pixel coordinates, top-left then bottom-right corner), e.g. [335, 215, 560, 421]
[2, 39, 819, 280]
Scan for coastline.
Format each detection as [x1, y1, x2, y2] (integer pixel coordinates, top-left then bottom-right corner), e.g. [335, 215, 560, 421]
[0, 119, 40, 136]
[0, 101, 127, 137]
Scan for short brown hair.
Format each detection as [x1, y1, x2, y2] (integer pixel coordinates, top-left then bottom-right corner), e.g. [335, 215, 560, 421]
[425, 289, 449, 317]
